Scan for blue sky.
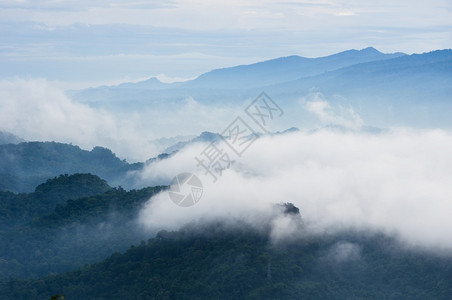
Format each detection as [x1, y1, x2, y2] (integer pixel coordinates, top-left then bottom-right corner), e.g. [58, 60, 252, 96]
[1, 0, 451, 88]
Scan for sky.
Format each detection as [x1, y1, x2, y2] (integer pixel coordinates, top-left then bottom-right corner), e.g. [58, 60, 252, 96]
[1, 0, 451, 88]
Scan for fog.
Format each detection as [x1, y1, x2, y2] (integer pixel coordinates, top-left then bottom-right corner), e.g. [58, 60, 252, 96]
[0, 78, 238, 161]
[138, 129, 452, 250]
[0, 78, 152, 160]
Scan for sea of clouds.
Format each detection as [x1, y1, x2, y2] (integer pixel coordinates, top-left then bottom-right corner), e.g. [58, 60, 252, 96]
[2, 78, 452, 251]
[138, 129, 452, 251]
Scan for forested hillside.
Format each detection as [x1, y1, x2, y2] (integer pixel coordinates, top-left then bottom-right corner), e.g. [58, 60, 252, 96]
[0, 174, 165, 280]
[0, 142, 142, 192]
[2, 222, 452, 300]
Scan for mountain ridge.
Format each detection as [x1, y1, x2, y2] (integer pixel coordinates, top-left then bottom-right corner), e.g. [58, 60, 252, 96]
[70, 46, 406, 98]
[66, 48, 452, 130]
[0, 142, 142, 193]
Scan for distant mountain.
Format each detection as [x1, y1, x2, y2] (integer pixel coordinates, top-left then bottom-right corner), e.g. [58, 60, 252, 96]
[158, 129, 299, 156]
[68, 48, 452, 128]
[0, 131, 25, 145]
[4, 220, 452, 299]
[66, 77, 174, 105]
[163, 131, 223, 154]
[150, 134, 196, 153]
[281, 127, 300, 134]
[116, 77, 172, 89]
[270, 49, 452, 97]
[264, 49, 452, 127]
[185, 47, 405, 88]
[0, 142, 142, 192]
[69, 47, 406, 106]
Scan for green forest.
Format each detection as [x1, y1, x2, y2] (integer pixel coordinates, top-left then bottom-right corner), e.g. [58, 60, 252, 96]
[0, 173, 165, 280]
[2, 222, 452, 299]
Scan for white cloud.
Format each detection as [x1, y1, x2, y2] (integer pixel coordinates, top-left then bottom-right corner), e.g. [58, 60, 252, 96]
[0, 0, 449, 32]
[138, 129, 452, 251]
[0, 78, 160, 160]
[0, 78, 240, 161]
[304, 93, 364, 129]
[325, 241, 361, 263]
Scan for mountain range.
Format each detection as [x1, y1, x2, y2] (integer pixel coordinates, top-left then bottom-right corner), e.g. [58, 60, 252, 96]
[69, 47, 452, 128]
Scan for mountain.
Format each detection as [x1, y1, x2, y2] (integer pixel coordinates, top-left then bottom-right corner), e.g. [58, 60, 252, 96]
[184, 47, 405, 89]
[149, 129, 299, 161]
[269, 49, 452, 97]
[149, 134, 196, 153]
[66, 77, 174, 105]
[0, 131, 25, 145]
[69, 47, 406, 106]
[3, 221, 452, 299]
[67, 48, 452, 128]
[0, 173, 111, 230]
[264, 49, 452, 128]
[162, 131, 223, 154]
[116, 77, 172, 90]
[0, 142, 142, 193]
[0, 173, 165, 280]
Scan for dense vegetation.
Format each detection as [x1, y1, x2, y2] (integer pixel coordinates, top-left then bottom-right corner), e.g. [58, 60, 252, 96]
[2, 223, 452, 300]
[0, 142, 142, 192]
[0, 174, 165, 280]
[0, 174, 111, 229]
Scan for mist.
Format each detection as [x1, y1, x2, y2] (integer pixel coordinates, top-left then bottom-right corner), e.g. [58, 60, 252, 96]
[138, 128, 452, 251]
[0, 78, 241, 161]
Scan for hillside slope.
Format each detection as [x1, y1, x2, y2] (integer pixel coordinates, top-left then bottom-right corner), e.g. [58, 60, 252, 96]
[0, 142, 142, 192]
[0, 174, 165, 280]
[2, 223, 452, 300]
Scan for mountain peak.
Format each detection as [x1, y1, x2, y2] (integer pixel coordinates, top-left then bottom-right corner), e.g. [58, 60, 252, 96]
[143, 77, 163, 84]
[197, 131, 222, 142]
[33, 173, 112, 205]
[334, 47, 383, 57]
[360, 46, 381, 54]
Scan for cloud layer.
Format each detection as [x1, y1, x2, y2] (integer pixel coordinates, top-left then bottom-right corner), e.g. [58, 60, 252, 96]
[138, 129, 452, 251]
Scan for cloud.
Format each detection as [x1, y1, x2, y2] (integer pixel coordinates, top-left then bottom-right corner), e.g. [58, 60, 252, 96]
[0, 0, 175, 11]
[0, 78, 240, 161]
[0, 78, 161, 161]
[138, 128, 452, 251]
[304, 93, 364, 129]
[325, 241, 362, 263]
